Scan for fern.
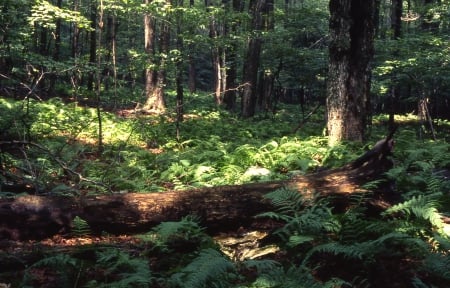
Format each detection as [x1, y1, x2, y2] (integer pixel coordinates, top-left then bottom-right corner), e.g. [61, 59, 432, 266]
[260, 187, 307, 217]
[303, 232, 429, 265]
[422, 253, 450, 281]
[169, 248, 235, 288]
[245, 265, 348, 288]
[85, 248, 152, 288]
[241, 259, 281, 275]
[22, 254, 79, 287]
[383, 193, 446, 233]
[139, 215, 207, 252]
[71, 215, 91, 237]
[259, 188, 340, 247]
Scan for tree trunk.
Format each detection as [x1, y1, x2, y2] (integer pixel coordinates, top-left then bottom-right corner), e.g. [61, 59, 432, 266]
[207, 0, 226, 105]
[143, 0, 166, 112]
[0, 137, 396, 240]
[223, 0, 243, 111]
[326, 0, 377, 146]
[388, 0, 402, 131]
[87, 0, 97, 91]
[241, 0, 265, 118]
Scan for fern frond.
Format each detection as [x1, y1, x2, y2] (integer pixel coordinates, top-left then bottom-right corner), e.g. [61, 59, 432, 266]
[23, 254, 79, 287]
[71, 215, 91, 237]
[304, 232, 428, 265]
[89, 248, 152, 288]
[30, 253, 78, 269]
[152, 215, 204, 242]
[242, 259, 280, 274]
[169, 248, 235, 288]
[263, 187, 306, 216]
[383, 194, 446, 232]
[422, 253, 450, 280]
[248, 265, 348, 288]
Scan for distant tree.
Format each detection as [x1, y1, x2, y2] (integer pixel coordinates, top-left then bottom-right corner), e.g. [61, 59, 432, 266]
[326, 0, 377, 146]
[143, 0, 167, 112]
[241, 0, 265, 117]
[387, 0, 402, 131]
[87, 0, 97, 91]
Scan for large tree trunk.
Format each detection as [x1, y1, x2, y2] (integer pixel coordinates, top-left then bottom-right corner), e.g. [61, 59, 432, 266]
[326, 0, 377, 146]
[0, 138, 396, 240]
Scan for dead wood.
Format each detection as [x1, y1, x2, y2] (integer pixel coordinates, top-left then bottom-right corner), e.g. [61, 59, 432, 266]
[0, 137, 397, 240]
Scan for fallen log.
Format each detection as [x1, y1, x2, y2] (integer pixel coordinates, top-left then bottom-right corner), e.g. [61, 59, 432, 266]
[0, 136, 397, 240]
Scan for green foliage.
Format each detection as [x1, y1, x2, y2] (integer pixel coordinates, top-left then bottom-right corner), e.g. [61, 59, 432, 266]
[259, 188, 340, 249]
[139, 215, 210, 252]
[86, 248, 152, 288]
[22, 254, 79, 287]
[71, 216, 91, 237]
[169, 248, 235, 288]
[29, 0, 92, 30]
[243, 265, 348, 288]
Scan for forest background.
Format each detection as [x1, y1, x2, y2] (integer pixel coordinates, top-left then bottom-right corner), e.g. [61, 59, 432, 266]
[1, 0, 450, 287]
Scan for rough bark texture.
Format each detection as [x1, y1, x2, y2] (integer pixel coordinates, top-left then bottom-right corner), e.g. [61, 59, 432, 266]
[241, 0, 264, 117]
[143, 0, 167, 112]
[327, 0, 377, 146]
[0, 138, 396, 240]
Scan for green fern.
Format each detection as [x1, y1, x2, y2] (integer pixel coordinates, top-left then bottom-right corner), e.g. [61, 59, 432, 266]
[241, 259, 281, 275]
[259, 188, 340, 247]
[383, 193, 446, 234]
[22, 254, 79, 287]
[71, 215, 91, 237]
[244, 265, 348, 288]
[259, 187, 307, 218]
[169, 248, 235, 288]
[422, 253, 450, 281]
[85, 248, 152, 288]
[303, 232, 428, 265]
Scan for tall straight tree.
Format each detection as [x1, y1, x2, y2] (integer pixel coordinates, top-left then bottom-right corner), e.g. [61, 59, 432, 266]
[143, 0, 167, 112]
[388, 0, 402, 131]
[326, 0, 377, 146]
[223, 0, 243, 111]
[206, 0, 226, 105]
[241, 0, 265, 117]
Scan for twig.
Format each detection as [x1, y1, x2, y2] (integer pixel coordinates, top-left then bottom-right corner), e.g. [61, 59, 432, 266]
[0, 140, 112, 193]
[292, 103, 321, 133]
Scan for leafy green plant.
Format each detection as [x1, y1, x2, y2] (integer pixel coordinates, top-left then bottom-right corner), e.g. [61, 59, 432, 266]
[258, 188, 340, 248]
[21, 254, 80, 287]
[139, 215, 212, 253]
[85, 248, 152, 288]
[169, 248, 235, 288]
[71, 216, 91, 237]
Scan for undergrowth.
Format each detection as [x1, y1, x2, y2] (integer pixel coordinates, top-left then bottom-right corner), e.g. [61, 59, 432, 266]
[1, 95, 450, 287]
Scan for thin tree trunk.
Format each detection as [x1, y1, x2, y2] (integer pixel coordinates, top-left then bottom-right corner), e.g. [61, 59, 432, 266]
[388, 0, 402, 131]
[175, 0, 184, 139]
[87, 0, 97, 91]
[48, 0, 62, 96]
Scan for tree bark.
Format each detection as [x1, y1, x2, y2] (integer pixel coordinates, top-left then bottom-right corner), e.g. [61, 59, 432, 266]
[326, 0, 377, 146]
[241, 0, 265, 117]
[143, 0, 167, 112]
[0, 138, 396, 240]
